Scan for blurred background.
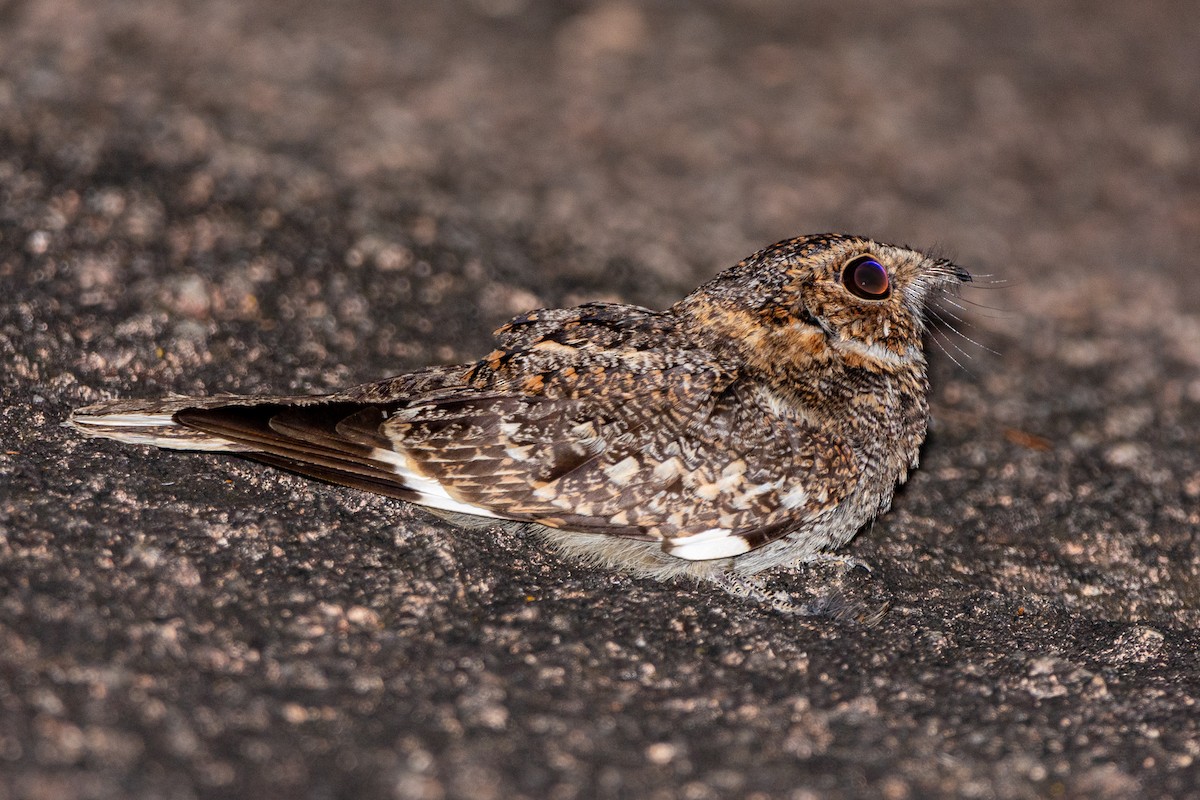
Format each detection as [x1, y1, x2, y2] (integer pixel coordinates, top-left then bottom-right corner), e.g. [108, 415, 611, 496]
[2, 1, 1198, 798]
[5, 0, 1196, 315]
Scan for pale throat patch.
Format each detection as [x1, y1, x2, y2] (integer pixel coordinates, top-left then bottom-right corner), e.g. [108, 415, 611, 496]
[832, 336, 918, 367]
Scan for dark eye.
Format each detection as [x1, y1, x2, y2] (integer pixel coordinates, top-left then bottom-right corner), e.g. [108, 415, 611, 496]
[842, 255, 891, 300]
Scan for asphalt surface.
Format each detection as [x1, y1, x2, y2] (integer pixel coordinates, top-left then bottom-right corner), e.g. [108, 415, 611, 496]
[2, 1, 1199, 798]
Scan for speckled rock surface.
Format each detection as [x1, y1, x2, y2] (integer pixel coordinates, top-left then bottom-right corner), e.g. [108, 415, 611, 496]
[2, 1, 1198, 798]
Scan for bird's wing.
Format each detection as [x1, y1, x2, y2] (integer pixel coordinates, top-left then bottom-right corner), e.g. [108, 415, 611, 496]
[363, 304, 861, 557]
[77, 302, 861, 559]
[382, 359, 859, 558]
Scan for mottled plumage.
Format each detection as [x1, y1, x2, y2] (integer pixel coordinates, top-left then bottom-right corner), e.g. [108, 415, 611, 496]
[72, 233, 970, 609]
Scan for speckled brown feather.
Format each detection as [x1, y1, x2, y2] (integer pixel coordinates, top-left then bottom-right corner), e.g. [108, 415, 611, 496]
[71, 233, 970, 587]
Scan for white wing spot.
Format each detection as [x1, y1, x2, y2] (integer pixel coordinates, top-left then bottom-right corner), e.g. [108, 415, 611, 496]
[781, 484, 809, 509]
[652, 456, 683, 481]
[715, 472, 742, 494]
[603, 456, 640, 485]
[731, 480, 779, 510]
[504, 444, 534, 462]
[665, 528, 749, 560]
[720, 459, 747, 478]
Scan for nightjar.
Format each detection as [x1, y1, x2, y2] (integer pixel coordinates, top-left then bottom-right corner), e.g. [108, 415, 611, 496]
[72, 233, 970, 611]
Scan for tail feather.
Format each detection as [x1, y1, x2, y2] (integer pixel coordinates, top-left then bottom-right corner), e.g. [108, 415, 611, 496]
[68, 393, 504, 519]
[69, 394, 301, 451]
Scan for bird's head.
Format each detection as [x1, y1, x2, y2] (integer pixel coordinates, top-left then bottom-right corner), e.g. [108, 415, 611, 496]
[676, 233, 971, 376]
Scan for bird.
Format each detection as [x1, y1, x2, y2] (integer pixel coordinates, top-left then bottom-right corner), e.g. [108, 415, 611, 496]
[71, 233, 971, 612]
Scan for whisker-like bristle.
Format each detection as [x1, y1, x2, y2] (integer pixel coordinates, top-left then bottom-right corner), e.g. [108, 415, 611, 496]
[932, 278, 1013, 319]
[930, 300, 970, 325]
[927, 294, 1003, 361]
[926, 307, 977, 363]
[928, 328, 970, 374]
[944, 271, 1007, 283]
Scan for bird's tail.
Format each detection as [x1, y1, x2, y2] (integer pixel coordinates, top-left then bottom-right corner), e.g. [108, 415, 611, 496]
[69, 395, 287, 452]
[68, 390, 484, 508]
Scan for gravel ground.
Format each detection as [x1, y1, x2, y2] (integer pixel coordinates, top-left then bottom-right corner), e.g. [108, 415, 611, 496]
[2, 1, 1199, 798]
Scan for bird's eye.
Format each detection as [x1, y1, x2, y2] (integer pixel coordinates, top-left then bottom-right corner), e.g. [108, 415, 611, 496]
[842, 255, 891, 300]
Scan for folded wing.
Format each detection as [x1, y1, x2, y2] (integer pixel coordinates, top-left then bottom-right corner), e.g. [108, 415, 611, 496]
[72, 303, 860, 559]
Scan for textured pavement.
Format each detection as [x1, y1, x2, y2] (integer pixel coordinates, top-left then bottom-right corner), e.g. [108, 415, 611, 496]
[2, 1, 1199, 798]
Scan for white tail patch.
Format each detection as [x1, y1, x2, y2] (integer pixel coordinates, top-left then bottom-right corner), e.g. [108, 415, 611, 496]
[73, 412, 177, 428]
[369, 446, 501, 519]
[68, 412, 251, 452]
[664, 527, 748, 560]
